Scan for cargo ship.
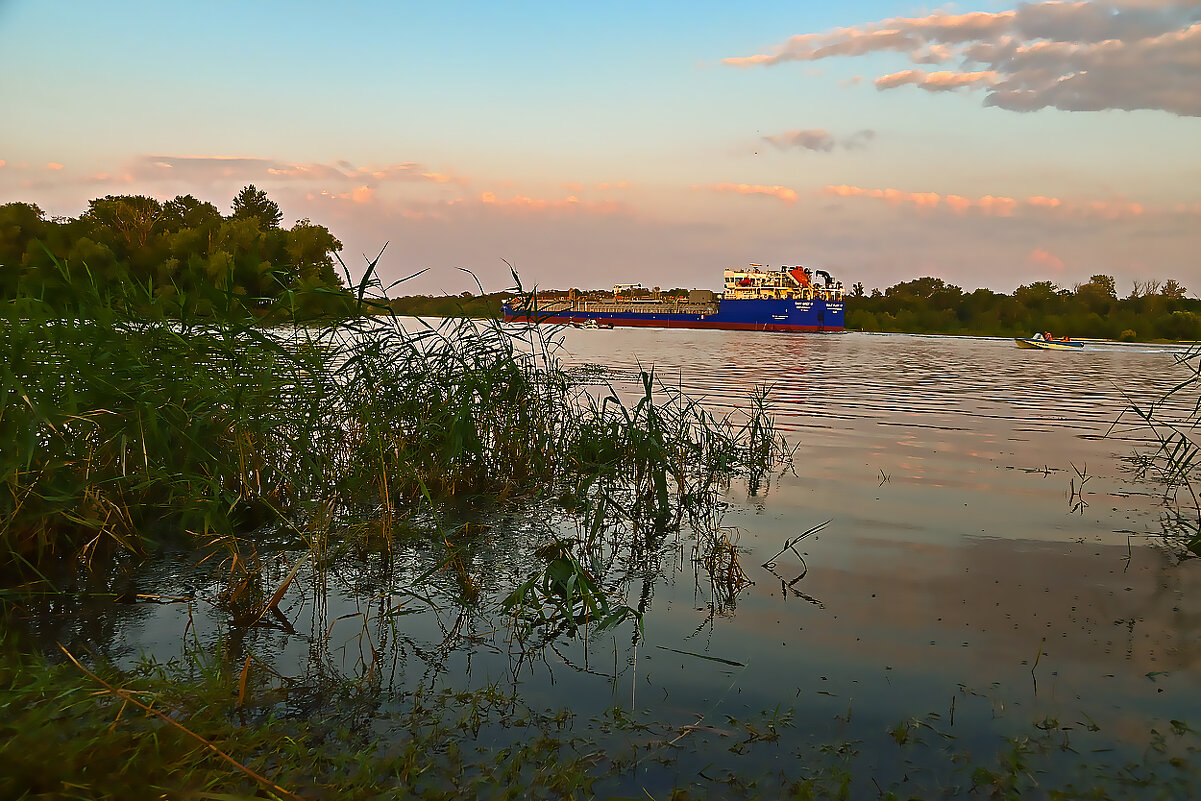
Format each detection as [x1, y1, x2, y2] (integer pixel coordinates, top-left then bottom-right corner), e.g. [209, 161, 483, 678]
[501, 265, 844, 332]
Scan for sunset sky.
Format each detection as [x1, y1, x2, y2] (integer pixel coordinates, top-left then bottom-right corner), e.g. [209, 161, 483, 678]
[2, 0, 1198, 296]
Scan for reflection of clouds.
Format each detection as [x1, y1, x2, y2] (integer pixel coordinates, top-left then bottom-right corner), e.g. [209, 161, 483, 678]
[701, 535, 1201, 742]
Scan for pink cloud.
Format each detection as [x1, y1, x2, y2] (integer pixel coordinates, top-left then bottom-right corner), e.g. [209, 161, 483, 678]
[46, 162, 64, 170]
[311, 185, 377, 204]
[698, 183, 799, 204]
[1027, 247, 1065, 272]
[944, 194, 973, 213]
[978, 195, 1018, 216]
[1026, 195, 1061, 209]
[481, 191, 580, 209]
[128, 156, 466, 187]
[824, 185, 1170, 221]
[874, 69, 997, 91]
[477, 191, 622, 214]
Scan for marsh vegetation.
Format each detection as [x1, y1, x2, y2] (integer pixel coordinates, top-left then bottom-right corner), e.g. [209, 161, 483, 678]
[3, 247, 1201, 798]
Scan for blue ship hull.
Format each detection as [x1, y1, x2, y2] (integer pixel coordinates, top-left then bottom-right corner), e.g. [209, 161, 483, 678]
[503, 297, 843, 332]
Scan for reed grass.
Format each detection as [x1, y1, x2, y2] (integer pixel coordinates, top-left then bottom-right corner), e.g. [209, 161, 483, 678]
[1117, 346, 1201, 556]
[2, 253, 787, 645]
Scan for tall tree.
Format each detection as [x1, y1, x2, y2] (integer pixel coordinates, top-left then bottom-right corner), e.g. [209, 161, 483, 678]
[231, 185, 282, 230]
[285, 219, 344, 288]
[1162, 279, 1188, 299]
[0, 202, 46, 268]
[162, 194, 220, 232]
[83, 195, 164, 256]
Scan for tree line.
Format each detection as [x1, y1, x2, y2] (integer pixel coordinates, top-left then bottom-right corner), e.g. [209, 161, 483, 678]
[846, 275, 1201, 341]
[0, 186, 351, 317]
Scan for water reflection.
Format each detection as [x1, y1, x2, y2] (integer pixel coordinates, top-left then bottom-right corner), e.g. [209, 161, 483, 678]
[11, 329, 1201, 791]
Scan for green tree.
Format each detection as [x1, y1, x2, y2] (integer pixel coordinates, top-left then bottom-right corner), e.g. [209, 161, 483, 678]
[1075, 274, 1117, 314]
[162, 194, 221, 233]
[1162, 279, 1188, 300]
[83, 195, 165, 256]
[285, 219, 343, 288]
[1014, 281, 1059, 308]
[0, 202, 46, 296]
[231, 185, 282, 230]
[884, 277, 963, 303]
[0, 202, 46, 266]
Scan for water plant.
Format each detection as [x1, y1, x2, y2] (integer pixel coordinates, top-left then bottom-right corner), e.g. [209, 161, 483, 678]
[1116, 347, 1201, 556]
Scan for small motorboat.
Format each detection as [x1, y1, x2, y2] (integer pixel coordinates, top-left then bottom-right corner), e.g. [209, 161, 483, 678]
[1015, 333, 1083, 350]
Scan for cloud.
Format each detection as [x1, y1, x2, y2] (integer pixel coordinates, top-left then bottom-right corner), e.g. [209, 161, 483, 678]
[843, 129, 876, 149]
[724, 2, 1201, 116]
[1028, 247, 1066, 271]
[46, 162, 64, 170]
[762, 128, 877, 152]
[565, 180, 632, 192]
[309, 185, 376, 204]
[477, 191, 623, 213]
[823, 184, 1161, 219]
[697, 183, 799, 203]
[764, 129, 836, 151]
[874, 69, 998, 90]
[127, 155, 467, 187]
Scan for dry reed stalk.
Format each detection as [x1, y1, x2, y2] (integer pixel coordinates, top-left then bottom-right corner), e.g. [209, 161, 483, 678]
[58, 644, 305, 801]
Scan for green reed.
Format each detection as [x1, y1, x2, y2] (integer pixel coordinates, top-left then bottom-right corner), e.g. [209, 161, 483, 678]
[1, 253, 784, 638]
[1118, 346, 1201, 557]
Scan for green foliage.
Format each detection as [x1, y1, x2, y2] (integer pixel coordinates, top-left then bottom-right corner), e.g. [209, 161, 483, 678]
[502, 537, 642, 637]
[0, 187, 346, 314]
[388, 291, 509, 319]
[231, 183, 283, 229]
[850, 275, 1198, 340]
[0, 252, 785, 609]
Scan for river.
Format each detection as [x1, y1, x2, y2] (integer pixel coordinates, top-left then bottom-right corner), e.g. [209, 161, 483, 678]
[26, 327, 1201, 797]
[549, 328, 1201, 794]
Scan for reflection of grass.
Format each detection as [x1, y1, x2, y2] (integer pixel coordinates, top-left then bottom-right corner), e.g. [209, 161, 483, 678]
[5, 641, 1197, 800]
[1117, 347, 1201, 556]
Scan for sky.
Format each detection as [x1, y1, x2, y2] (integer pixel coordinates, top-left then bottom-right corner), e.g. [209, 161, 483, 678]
[1, 0, 1199, 296]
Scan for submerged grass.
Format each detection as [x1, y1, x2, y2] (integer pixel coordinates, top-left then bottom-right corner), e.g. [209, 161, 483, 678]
[3, 638, 1198, 800]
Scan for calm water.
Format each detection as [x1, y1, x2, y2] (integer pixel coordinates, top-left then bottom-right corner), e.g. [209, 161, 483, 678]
[552, 329, 1201, 790]
[24, 328, 1201, 795]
